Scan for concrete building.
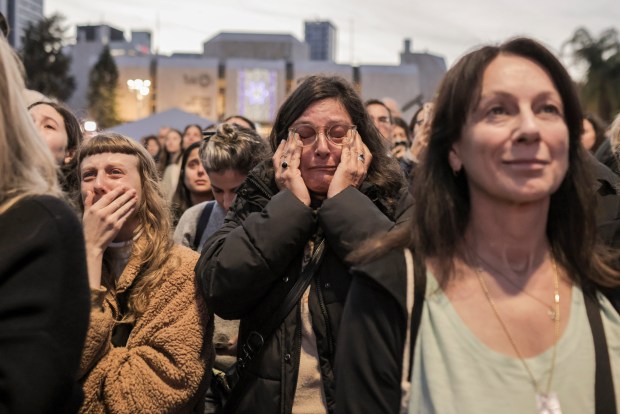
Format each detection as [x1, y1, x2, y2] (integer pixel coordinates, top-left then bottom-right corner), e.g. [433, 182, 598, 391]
[3, 0, 43, 50]
[203, 32, 309, 61]
[65, 22, 446, 130]
[66, 24, 152, 117]
[400, 38, 446, 107]
[304, 20, 336, 61]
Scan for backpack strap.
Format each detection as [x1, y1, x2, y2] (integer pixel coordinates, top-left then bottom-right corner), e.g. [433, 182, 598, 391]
[193, 201, 215, 251]
[584, 290, 617, 414]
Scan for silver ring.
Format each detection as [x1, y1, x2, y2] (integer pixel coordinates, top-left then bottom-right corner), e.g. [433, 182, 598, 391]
[281, 161, 288, 169]
[357, 153, 365, 162]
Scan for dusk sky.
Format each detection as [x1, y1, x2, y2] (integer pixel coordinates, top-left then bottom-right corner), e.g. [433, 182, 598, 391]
[46, 0, 619, 77]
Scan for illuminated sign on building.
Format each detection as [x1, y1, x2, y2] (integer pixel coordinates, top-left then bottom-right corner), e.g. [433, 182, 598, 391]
[238, 69, 277, 122]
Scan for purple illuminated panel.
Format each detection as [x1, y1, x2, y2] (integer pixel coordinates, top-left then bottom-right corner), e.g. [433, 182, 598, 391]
[237, 69, 277, 122]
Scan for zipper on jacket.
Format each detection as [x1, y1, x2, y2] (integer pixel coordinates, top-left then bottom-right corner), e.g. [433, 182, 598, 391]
[315, 272, 335, 357]
[246, 175, 274, 201]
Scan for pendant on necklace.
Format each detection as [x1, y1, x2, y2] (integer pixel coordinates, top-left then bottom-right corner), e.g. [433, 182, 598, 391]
[547, 308, 557, 321]
[536, 392, 562, 414]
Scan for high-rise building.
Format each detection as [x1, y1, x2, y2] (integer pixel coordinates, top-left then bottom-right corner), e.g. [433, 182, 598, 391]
[4, 0, 43, 50]
[304, 20, 336, 62]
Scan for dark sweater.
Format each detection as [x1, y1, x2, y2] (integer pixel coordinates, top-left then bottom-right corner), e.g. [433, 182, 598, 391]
[0, 195, 90, 414]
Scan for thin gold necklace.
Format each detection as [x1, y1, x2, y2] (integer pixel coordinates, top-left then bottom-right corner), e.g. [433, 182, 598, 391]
[474, 252, 558, 321]
[473, 256, 561, 412]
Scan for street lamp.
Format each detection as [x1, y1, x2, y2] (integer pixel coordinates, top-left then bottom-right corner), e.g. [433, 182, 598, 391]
[127, 78, 151, 119]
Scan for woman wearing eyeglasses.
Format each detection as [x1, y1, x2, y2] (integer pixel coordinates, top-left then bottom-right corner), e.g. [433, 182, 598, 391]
[196, 75, 413, 413]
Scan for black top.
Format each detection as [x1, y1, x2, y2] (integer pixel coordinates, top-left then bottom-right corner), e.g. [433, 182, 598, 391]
[0, 195, 90, 414]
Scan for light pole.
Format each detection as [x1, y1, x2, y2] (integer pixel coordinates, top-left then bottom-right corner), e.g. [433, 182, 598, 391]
[127, 79, 151, 119]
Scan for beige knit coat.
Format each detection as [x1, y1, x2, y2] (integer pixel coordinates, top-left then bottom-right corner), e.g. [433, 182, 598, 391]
[79, 243, 213, 413]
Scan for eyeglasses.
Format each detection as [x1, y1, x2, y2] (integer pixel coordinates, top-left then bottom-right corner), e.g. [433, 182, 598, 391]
[288, 124, 357, 147]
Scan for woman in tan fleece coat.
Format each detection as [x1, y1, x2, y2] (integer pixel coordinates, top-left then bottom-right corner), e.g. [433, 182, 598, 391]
[76, 133, 213, 413]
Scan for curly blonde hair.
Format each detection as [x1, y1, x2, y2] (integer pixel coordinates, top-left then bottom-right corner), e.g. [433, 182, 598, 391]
[76, 133, 176, 324]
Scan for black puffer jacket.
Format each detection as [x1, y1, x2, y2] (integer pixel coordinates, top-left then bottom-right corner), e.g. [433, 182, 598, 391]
[196, 160, 413, 413]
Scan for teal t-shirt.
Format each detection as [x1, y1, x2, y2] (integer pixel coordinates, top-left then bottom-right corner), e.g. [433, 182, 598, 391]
[409, 273, 620, 414]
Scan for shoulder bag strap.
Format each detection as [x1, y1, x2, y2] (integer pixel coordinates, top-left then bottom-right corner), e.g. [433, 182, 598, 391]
[400, 248, 415, 413]
[193, 201, 215, 251]
[237, 237, 326, 370]
[222, 238, 325, 413]
[408, 253, 427, 381]
[400, 249, 427, 412]
[583, 290, 617, 414]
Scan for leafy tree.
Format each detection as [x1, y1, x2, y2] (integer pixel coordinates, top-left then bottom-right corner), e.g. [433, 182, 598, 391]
[19, 14, 75, 102]
[87, 45, 120, 128]
[564, 28, 620, 122]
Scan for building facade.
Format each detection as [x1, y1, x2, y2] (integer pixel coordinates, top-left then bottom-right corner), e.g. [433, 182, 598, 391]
[3, 0, 43, 50]
[66, 24, 152, 117]
[304, 20, 336, 61]
[66, 22, 446, 131]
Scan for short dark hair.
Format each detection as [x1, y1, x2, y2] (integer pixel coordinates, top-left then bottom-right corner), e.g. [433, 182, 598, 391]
[269, 76, 405, 212]
[364, 98, 393, 123]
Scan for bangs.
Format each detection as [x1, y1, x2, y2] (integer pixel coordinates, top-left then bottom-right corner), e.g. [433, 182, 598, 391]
[78, 134, 141, 162]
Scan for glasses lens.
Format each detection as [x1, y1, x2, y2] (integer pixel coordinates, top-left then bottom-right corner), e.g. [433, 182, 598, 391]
[328, 125, 350, 144]
[294, 125, 316, 146]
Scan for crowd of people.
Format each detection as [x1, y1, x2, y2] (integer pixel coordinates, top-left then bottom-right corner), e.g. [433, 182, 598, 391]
[1, 24, 620, 414]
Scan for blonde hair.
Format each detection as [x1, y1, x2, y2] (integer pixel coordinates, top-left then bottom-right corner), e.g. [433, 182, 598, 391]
[608, 112, 620, 160]
[0, 36, 60, 214]
[76, 133, 175, 324]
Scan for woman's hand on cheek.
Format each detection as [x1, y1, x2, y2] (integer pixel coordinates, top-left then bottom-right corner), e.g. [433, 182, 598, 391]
[82, 186, 138, 255]
[328, 131, 371, 199]
[273, 133, 311, 206]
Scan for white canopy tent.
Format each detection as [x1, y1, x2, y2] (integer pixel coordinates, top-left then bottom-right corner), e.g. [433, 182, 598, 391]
[105, 108, 215, 141]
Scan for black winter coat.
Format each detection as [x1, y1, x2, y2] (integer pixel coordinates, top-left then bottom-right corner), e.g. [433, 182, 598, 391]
[196, 160, 414, 413]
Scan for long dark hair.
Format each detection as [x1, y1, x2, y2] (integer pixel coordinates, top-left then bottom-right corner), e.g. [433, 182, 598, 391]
[171, 141, 211, 223]
[269, 75, 405, 212]
[353, 37, 618, 288]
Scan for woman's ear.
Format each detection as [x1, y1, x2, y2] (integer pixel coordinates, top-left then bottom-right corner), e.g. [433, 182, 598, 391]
[448, 146, 462, 174]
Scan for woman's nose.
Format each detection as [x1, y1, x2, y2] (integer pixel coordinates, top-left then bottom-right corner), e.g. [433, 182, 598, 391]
[93, 172, 108, 193]
[515, 110, 541, 143]
[313, 131, 331, 155]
